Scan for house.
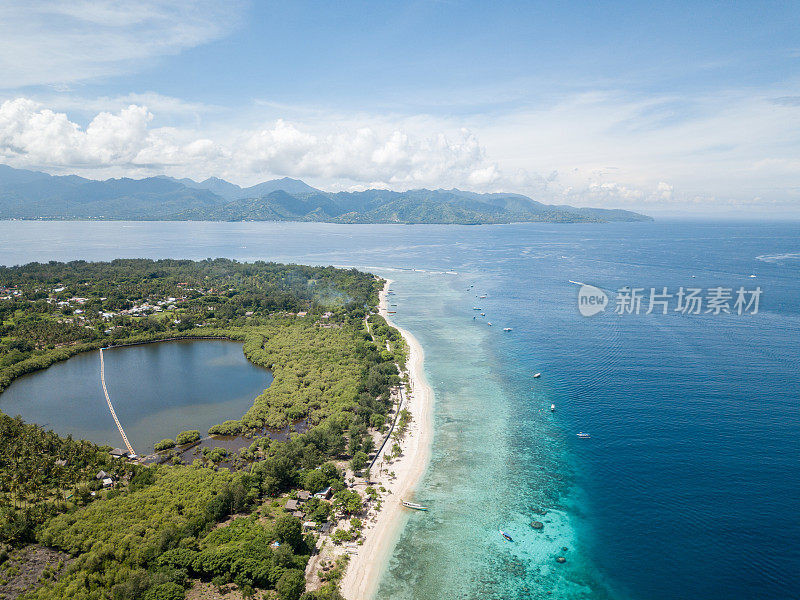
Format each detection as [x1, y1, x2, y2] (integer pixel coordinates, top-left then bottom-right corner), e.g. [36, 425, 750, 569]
[320, 522, 332, 534]
[302, 521, 317, 532]
[110, 448, 127, 458]
[55, 459, 67, 467]
[297, 491, 311, 502]
[314, 486, 332, 500]
[96, 470, 108, 480]
[292, 510, 304, 519]
[102, 478, 114, 488]
[285, 499, 299, 511]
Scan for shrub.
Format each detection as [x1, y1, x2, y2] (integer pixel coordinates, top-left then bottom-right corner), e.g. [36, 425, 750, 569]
[208, 420, 242, 436]
[275, 515, 302, 551]
[143, 581, 185, 600]
[154, 439, 176, 452]
[276, 569, 305, 600]
[331, 529, 353, 544]
[350, 451, 368, 473]
[176, 430, 201, 445]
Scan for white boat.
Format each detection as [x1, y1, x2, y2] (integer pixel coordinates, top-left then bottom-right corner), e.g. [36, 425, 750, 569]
[503, 327, 512, 332]
[550, 404, 555, 411]
[473, 307, 482, 310]
[480, 313, 485, 316]
[533, 372, 541, 378]
[577, 432, 590, 438]
[402, 500, 429, 511]
[479, 295, 487, 299]
[487, 322, 493, 326]
[749, 274, 757, 278]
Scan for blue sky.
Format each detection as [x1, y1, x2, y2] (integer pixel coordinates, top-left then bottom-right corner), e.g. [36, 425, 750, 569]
[0, 1, 798, 216]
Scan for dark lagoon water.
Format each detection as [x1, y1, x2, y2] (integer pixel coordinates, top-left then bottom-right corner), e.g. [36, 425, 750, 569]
[0, 220, 798, 599]
[0, 340, 272, 453]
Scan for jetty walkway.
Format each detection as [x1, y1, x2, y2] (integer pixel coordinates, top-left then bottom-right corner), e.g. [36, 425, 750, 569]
[99, 348, 136, 457]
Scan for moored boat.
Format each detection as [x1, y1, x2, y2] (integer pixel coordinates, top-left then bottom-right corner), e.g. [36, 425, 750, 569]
[500, 530, 513, 542]
[402, 500, 429, 511]
[577, 432, 590, 438]
[550, 404, 555, 411]
[503, 327, 512, 331]
[533, 372, 541, 378]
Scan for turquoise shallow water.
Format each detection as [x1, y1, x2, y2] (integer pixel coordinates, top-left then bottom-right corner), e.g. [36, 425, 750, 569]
[375, 270, 594, 599]
[1, 221, 798, 599]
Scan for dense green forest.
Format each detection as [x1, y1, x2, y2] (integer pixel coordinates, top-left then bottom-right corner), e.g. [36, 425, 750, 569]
[0, 259, 406, 599]
[0, 258, 378, 392]
[0, 414, 138, 547]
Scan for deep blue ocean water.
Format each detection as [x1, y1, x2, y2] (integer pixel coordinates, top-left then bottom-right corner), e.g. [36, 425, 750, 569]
[1, 220, 798, 599]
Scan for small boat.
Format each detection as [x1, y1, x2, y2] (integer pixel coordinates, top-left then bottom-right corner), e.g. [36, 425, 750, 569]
[503, 327, 512, 332]
[550, 404, 555, 412]
[500, 530, 513, 542]
[533, 372, 541, 378]
[473, 307, 482, 310]
[749, 274, 757, 278]
[487, 322, 493, 326]
[577, 432, 591, 438]
[480, 313, 485, 316]
[479, 295, 487, 299]
[402, 500, 429, 511]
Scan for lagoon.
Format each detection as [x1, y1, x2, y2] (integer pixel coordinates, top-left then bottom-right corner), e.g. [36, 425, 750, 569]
[0, 340, 271, 453]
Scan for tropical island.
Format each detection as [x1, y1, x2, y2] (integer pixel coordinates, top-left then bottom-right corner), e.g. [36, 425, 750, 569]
[0, 259, 429, 600]
[0, 164, 652, 224]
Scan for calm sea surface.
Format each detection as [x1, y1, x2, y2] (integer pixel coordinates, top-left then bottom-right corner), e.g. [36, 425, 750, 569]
[0, 340, 272, 453]
[0, 220, 798, 599]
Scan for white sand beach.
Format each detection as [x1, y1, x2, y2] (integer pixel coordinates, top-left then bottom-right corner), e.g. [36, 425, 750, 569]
[339, 279, 434, 600]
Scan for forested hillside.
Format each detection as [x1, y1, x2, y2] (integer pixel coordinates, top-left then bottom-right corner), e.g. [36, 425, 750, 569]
[0, 164, 652, 223]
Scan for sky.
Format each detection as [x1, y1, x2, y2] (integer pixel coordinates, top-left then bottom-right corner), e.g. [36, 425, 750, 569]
[0, 1, 799, 217]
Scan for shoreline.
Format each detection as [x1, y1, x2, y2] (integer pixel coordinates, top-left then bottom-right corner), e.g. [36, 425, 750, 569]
[339, 279, 434, 600]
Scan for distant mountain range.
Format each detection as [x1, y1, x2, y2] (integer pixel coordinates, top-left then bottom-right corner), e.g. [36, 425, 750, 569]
[0, 164, 652, 224]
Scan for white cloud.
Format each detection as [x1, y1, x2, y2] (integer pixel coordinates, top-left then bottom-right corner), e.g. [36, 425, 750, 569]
[1, 88, 799, 217]
[0, 98, 501, 191]
[0, 98, 153, 166]
[0, 1, 244, 89]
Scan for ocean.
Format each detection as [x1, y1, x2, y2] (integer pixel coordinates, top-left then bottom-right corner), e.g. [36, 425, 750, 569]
[1, 220, 798, 599]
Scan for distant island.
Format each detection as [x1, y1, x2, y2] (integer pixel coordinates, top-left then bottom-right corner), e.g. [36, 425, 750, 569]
[0, 164, 652, 224]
